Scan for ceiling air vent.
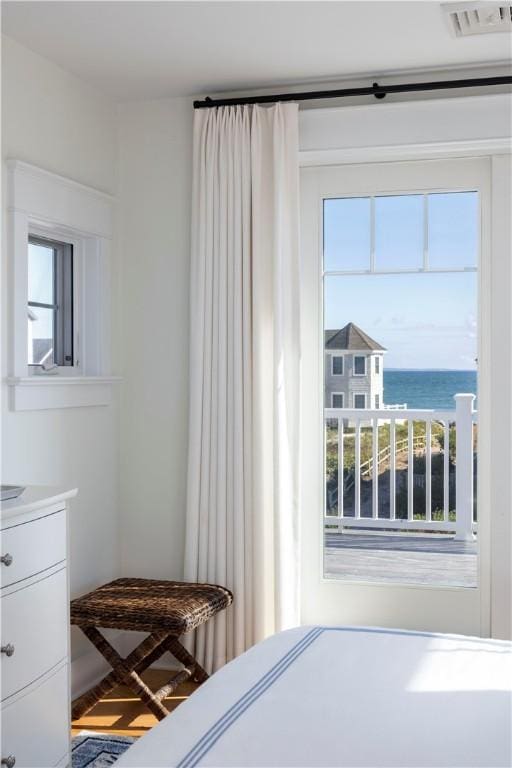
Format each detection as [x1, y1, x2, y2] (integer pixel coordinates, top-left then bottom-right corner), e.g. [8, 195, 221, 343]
[443, 2, 512, 36]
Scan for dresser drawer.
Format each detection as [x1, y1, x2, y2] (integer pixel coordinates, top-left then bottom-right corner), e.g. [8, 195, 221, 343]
[1, 568, 68, 701]
[1, 510, 66, 588]
[1, 663, 69, 768]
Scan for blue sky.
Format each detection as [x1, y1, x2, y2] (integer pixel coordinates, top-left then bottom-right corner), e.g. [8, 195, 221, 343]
[323, 192, 478, 370]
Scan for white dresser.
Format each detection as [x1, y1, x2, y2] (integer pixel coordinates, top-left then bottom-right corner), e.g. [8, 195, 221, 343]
[1, 487, 77, 768]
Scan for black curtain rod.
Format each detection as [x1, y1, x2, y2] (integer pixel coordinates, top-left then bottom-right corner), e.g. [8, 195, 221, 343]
[193, 75, 512, 109]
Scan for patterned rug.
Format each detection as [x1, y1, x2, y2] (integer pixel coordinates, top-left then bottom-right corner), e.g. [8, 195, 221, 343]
[72, 732, 136, 768]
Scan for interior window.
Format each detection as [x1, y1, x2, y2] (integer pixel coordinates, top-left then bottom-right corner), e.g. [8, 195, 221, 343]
[28, 236, 74, 368]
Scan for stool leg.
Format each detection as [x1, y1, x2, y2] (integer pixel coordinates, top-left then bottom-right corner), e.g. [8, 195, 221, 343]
[72, 628, 171, 721]
[166, 637, 209, 683]
[84, 626, 171, 721]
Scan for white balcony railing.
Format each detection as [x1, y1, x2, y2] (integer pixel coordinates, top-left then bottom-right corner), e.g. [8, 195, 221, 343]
[325, 393, 476, 541]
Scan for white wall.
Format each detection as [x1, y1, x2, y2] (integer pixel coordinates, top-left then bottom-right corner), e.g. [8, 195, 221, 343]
[117, 97, 193, 581]
[1, 36, 121, 670]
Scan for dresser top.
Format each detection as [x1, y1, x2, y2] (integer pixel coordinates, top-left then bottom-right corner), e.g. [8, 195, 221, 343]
[0, 485, 77, 522]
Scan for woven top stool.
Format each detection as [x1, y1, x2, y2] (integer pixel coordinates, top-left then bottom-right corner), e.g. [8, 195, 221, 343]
[70, 577, 233, 722]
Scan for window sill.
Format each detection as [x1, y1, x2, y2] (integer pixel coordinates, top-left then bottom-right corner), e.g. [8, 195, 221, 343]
[6, 376, 122, 411]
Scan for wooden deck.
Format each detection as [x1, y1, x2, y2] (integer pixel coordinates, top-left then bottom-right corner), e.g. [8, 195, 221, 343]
[324, 531, 477, 587]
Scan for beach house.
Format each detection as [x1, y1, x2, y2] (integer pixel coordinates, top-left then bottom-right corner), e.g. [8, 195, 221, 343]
[325, 322, 386, 409]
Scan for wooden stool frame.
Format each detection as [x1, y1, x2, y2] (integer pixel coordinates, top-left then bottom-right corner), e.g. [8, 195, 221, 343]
[72, 627, 209, 721]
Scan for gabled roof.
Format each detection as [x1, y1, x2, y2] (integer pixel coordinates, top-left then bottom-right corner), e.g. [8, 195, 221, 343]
[325, 322, 386, 352]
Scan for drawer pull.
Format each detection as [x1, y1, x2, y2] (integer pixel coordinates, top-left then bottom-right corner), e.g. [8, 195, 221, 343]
[1, 644, 15, 657]
[0, 554, 13, 566]
[1, 756, 15, 767]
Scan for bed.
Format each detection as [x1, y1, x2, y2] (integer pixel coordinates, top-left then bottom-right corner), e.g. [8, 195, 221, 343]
[116, 625, 512, 767]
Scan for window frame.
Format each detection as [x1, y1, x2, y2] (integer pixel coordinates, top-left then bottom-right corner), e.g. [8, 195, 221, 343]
[353, 392, 367, 409]
[299, 110, 512, 638]
[7, 160, 118, 411]
[331, 392, 344, 408]
[28, 234, 75, 370]
[353, 355, 367, 376]
[331, 354, 344, 376]
[27, 226, 82, 376]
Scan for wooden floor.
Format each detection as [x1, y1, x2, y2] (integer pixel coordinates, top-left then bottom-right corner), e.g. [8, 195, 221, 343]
[324, 531, 477, 587]
[71, 669, 199, 738]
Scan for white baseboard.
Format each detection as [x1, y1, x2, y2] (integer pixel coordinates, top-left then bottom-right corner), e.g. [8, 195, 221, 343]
[71, 648, 111, 700]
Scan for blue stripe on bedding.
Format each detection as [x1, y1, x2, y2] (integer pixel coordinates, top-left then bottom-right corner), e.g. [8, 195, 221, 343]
[176, 625, 508, 768]
[176, 627, 323, 768]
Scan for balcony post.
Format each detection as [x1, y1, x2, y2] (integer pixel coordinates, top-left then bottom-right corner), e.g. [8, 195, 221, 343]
[454, 393, 475, 541]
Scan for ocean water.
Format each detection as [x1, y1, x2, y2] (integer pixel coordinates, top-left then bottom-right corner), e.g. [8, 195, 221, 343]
[384, 370, 477, 410]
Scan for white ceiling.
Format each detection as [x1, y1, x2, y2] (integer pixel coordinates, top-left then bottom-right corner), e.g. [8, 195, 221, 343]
[2, 1, 511, 101]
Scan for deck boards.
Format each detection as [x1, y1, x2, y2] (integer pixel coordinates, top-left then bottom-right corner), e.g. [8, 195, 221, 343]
[324, 532, 477, 587]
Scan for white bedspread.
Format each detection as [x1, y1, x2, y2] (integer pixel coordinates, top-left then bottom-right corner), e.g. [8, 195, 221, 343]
[116, 626, 512, 768]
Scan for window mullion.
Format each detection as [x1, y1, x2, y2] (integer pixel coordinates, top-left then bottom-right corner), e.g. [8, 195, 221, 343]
[423, 194, 429, 271]
[370, 196, 375, 273]
[62, 244, 74, 366]
[54, 245, 63, 366]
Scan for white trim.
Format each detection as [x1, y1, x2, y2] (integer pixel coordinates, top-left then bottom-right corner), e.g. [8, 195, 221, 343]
[353, 392, 367, 409]
[6, 377, 121, 411]
[7, 160, 117, 410]
[331, 354, 344, 376]
[299, 93, 512, 167]
[487, 153, 512, 638]
[6, 159, 114, 236]
[353, 355, 367, 376]
[331, 392, 344, 409]
[300, 138, 511, 167]
[6, 376, 121, 386]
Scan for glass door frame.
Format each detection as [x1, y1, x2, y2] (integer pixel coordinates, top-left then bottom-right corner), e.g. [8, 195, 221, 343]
[300, 156, 492, 637]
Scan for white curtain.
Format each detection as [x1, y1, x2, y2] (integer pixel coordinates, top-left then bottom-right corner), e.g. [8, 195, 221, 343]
[185, 103, 300, 672]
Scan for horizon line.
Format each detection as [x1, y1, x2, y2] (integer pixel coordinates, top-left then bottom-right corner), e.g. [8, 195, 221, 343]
[385, 367, 477, 372]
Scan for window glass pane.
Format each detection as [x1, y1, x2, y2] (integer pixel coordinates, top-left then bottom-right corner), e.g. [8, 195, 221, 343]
[332, 394, 344, 408]
[375, 195, 423, 271]
[354, 356, 366, 375]
[28, 306, 54, 365]
[324, 198, 371, 272]
[375, 357, 380, 373]
[332, 356, 343, 375]
[354, 394, 366, 408]
[428, 192, 478, 269]
[28, 243, 54, 305]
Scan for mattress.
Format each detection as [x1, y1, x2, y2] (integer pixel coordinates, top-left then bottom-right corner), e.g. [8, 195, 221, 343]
[116, 626, 512, 767]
